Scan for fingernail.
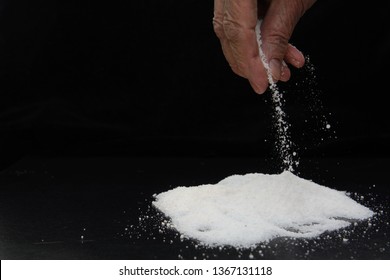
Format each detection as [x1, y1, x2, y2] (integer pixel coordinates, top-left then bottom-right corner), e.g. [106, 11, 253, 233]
[292, 58, 304, 68]
[281, 61, 287, 77]
[269, 59, 282, 82]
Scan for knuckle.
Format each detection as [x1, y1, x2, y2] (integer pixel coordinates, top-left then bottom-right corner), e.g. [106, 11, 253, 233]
[222, 18, 242, 41]
[212, 18, 225, 39]
[264, 31, 290, 59]
[268, 32, 289, 47]
[296, 0, 306, 17]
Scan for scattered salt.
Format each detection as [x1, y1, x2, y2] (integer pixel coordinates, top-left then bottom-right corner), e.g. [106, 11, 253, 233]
[153, 171, 373, 248]
[255, 20, 297, 172]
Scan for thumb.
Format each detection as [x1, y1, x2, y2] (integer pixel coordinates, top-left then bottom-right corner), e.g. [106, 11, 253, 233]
[260, 0, 311, 82]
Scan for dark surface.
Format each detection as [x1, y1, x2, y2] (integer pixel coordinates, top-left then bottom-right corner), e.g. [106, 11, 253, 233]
[0, 156, 389, 260]
[1, 0, 390, 260]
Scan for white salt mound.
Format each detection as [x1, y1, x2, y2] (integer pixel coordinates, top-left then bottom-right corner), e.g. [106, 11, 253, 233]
[153, 171, 374, 248]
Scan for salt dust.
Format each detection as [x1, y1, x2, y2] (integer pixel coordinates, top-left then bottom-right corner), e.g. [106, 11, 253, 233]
[153, 171, 374, 248]
[295, 56, 338, 149]
[255, 20, 298, 172]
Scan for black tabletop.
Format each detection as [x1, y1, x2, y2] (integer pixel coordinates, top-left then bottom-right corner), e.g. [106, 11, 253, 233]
[0, 156, 389, 260]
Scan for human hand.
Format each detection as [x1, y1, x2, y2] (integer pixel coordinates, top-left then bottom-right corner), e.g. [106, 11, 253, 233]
[213, 0, 316, 94]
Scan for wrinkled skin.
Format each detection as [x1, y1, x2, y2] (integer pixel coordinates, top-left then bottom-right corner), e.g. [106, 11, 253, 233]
[213, 0, 316, 94]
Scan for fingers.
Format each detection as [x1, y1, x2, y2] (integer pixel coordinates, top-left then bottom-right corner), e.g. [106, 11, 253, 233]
[224, 0, 268, 93]
[279, 43, 304, 82]
[260, 0, 314, 80]
[213, 0, 314, 94]
[213, 0, 243, 76]
[280, 60, 291, 82]
[274, 44, 303, 82]
[285, 44, 305, 68]
[214, 0, 269, 94]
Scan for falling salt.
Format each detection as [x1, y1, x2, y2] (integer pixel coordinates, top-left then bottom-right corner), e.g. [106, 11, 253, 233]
[153, 171, 373, 248]
[255, 20, 297, 172]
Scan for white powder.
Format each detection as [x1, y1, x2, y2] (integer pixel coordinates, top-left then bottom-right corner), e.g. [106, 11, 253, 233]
[153, 171, 374, 248]
[255, 20, 298, 172]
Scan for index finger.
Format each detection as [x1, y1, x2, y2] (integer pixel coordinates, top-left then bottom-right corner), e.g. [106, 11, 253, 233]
[224, 0, 268, 93]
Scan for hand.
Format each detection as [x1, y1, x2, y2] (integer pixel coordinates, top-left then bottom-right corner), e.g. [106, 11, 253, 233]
[213, 0, 316, 94]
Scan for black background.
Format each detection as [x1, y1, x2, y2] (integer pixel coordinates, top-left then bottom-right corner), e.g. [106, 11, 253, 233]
[1, 0, 389, 167]
[1, 1, 390, 260]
